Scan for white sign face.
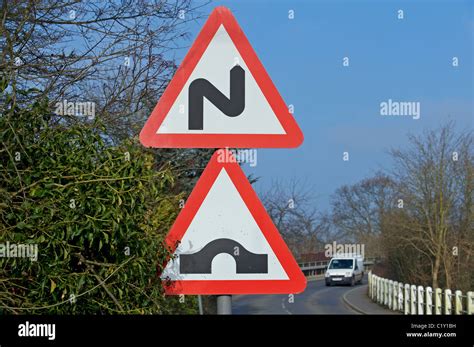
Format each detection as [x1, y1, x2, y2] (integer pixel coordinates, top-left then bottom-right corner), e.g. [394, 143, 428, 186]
[158, 25, 285, 135]
[161, 168, 289, 281]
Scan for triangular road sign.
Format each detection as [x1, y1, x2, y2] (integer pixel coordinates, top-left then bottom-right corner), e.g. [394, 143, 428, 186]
[140, 7, 303, 148]
[160, 149, 307, 294]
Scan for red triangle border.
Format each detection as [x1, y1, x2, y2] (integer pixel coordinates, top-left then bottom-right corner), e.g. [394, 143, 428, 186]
[161, 149, 307, 294]
[140, 6, 304, 148]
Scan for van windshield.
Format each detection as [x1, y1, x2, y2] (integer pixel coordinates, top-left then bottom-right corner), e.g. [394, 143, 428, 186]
[328, 259, 353, 269]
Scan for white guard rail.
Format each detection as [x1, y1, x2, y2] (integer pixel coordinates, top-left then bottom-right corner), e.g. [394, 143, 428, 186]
[368, 271, 473, 315]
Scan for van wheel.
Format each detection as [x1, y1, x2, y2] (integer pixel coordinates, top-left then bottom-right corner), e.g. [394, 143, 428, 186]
[350, 276, 355, 286]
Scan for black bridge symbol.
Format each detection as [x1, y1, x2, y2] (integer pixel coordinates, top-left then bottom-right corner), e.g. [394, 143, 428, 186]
[188, 65, 245, 130]
[179, 238, 268, 274]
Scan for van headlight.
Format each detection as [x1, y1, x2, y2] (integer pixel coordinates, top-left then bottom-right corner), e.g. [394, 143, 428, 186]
[325, 272, 330, 277]
[345, 272, 352, 277]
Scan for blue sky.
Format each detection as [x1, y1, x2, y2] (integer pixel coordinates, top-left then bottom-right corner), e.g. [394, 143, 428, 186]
[181, 0, 473, 211]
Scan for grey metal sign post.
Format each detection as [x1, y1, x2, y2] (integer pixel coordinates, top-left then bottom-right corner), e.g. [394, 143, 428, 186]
[217, 295, 232, 314]
[198, 295, 204, 315]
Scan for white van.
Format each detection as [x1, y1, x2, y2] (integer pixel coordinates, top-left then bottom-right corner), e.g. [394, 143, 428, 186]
[325, 254, 364, 286]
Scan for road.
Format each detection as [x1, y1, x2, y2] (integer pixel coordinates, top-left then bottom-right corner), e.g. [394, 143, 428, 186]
[233, 277, 366, 314]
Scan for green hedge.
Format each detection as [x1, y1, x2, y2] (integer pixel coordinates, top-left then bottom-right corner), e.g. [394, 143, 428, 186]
[0, 94, 196, 314]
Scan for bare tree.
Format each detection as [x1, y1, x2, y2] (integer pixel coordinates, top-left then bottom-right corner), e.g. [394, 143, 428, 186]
[261, 179, 330, 258]
[387, 123, 473, 290]
[1, 0, 214, 191]
[330, 172, 395, 258]
[1, 0, 208, 140]
[329, 123, 473, 291]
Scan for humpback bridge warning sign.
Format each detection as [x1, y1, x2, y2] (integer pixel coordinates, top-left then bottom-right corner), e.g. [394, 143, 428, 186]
[139, 6, 303, 148]
[160, 149, 306, 294]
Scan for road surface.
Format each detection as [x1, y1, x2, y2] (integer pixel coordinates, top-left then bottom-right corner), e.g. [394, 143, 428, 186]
[233, 277, 366, 314]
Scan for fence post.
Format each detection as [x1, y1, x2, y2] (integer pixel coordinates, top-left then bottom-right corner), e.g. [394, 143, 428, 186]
[380, 278, 384, 305]
[398, 283, 404, 312]
[425, 287, 433, 315]
[372, 276, 376, 301]
[404, 284, 410, 314]
[467, 292, 474, 315]
[375, 276, 378, 302]
[372, 275, 377, 301]
[377, 277, 381, 303]
[410, 285, 417, 315]
[444, 289, 452, 315]
[455, 290, 462, 315]
[417, 286, 424, 314]
[392, 281, 398, 311]
[388, 280, 393, 309]
[373, 275, 377, 301]
[384, 279, 389, 306]
[435, 288, 442, 315]
[368, 271, 372, 297]
[380, 278, 384, 304]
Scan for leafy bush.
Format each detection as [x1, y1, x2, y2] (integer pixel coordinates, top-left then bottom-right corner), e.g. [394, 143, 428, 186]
[0, 93, 196, 314]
